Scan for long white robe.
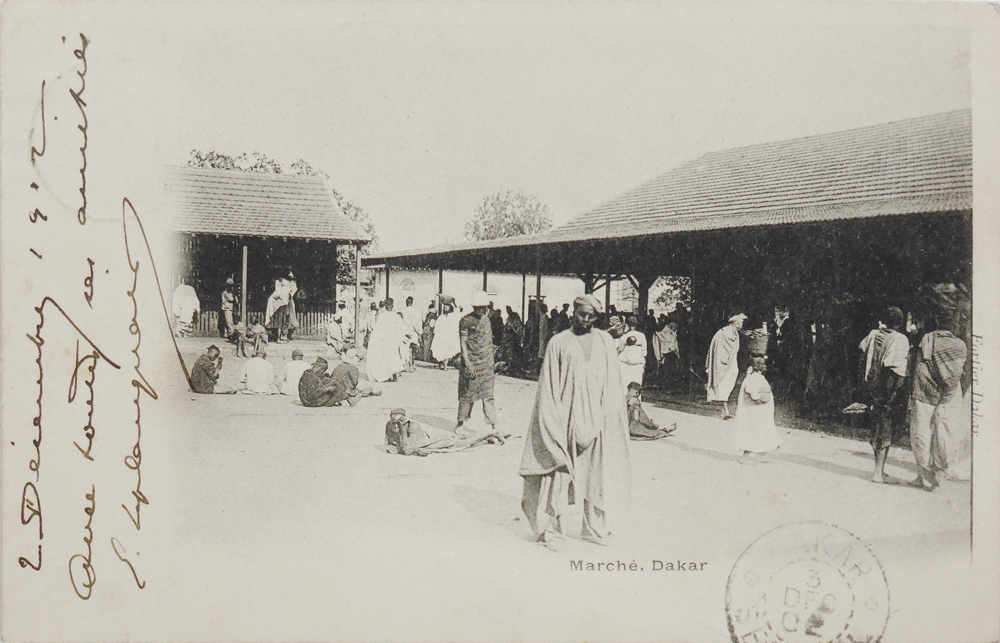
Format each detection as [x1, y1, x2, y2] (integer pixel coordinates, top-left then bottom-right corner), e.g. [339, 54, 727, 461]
[431, 311, 461, 362]
[366, 312, 408, 382]
[733, 368, 782, 453]
[519, 329, 632, 536]
[706, 324, 740, 402]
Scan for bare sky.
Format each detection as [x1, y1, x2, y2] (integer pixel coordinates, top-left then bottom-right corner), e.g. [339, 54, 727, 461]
[72, 1, 972, 251]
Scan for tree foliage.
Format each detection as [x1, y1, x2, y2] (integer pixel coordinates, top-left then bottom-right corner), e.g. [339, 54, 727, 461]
[189, 150, 283, 173]
[465, 190, 553, 241]
[653, 276, 693, 311]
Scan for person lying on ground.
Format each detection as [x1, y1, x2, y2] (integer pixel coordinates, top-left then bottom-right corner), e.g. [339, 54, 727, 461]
[626, 383, 675, 440]
[384, 408, 504, 456]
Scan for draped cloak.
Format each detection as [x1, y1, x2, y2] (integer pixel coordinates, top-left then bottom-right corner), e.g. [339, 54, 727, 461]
[366, 312, 408, 383]
[431, 311, 462, 362]
[519, 329, 631, 528]
[706, 324, 740, 402]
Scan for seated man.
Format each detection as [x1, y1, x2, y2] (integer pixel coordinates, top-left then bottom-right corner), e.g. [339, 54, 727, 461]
[329, 350, 382, 400]
[299, 357, 352, 407]
[326, 314, 346, 354]
[190, 345, 236, 394]
[384, 408, 504, 456]
[240, 348, 276, 394]
[279, 349, 312, 396]
[626, 382, 675, 440]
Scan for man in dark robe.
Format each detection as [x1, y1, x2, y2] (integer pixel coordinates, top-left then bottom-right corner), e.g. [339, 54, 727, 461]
[299, 357, 352, 407]
[458, 291, 500, 434]
[519, 295, 631, 551]
[502, 306, 524, 375]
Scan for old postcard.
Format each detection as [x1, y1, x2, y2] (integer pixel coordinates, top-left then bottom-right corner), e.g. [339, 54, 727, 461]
[2, 1, 998, 641]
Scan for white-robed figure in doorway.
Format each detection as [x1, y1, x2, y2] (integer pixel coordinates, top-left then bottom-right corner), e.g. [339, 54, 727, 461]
[431, 297, 461, 368]
[733, 356, 782, 463]
[706, 313, 746, 419]
[172, 281, 201, 337]
[366, 297, 409, 383]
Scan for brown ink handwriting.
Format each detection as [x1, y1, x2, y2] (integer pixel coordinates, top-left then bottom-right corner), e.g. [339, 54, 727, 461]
[68, 486, 96, 600]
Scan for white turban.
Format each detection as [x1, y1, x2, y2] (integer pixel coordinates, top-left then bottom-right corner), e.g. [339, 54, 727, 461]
[573, 294, 604, 314]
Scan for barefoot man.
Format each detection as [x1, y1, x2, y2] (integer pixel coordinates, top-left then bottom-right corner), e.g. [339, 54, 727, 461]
[519, 294, 631, 551]
[706, 313, 746, 419]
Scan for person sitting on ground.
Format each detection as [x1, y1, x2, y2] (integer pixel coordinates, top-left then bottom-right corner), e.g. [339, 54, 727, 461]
[240, 348, 276, 394]
[384, 408, 504, 456]
[326, 313, 346, 354]
[299, 357, 352, 407]
[733, 356, 782, 464]
[329, 350, 382, 401]
[279, 349, 312, 396]
[191, 345, 237, 394]
[626, 382, 675, 440]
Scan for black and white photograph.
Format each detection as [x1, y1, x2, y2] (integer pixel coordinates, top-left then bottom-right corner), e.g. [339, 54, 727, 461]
[1, 1, 998, 641]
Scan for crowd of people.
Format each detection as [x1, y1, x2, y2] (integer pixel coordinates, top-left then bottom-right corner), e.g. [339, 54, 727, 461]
[185, 278, 968, 554]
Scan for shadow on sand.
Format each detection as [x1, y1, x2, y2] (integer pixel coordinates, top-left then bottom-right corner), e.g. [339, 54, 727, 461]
[450, 484, 530, 539]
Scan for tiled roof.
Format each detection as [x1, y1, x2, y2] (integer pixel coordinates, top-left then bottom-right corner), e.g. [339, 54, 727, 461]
[166, 166, 370, 242]
[553, 108, 971, 241]
[367, 109, 971, 262]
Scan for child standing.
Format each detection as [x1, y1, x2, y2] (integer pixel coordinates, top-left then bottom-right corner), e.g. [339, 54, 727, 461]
[734, 356, 782, 463]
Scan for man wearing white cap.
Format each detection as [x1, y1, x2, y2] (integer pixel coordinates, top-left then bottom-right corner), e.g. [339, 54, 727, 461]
[519, 294, 631, 551]
[457, 291, 500, 433]
[706, 313, 747, 419]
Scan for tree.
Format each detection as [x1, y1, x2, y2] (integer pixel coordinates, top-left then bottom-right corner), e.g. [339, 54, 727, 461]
[465, 190, 553, 241]
[653, 276, 693, 311]
[189, 150, 283, 173]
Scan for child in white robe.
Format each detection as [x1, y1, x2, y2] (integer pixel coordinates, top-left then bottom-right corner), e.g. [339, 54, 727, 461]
[734, 356, 782, 463]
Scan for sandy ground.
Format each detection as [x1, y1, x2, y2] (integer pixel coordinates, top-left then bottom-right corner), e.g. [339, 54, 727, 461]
[138, 338, 979, 642]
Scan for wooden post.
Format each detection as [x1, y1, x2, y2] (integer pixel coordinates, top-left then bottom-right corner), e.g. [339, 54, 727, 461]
[240, 243, 248, 325]
[535, 250, 543, 355]
[482, 268, 488, 291]
[605, 273, 612, 317]
[521, 272, 526, 320]
[354, 243, 362, 343]
[385, 262, 391, 301]
[437, 266, 444, 314]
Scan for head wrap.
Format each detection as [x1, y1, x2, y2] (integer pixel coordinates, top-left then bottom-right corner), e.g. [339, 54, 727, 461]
[573, 294, 603, 314]
[390, 408, 407, 418]
[729, 313, 748, 324]
[291, 349, 304, 358]
[471, 290, 490, 307]
[343, 349, 361, 365]
[313, 357, 328, 367]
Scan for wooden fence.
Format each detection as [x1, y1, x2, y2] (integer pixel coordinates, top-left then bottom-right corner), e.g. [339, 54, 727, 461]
[190, 305, 338, 339]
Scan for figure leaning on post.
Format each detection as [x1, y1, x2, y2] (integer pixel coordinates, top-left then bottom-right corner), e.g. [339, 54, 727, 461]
[859, 306, 910, 484]
[519, 294, 631, 552]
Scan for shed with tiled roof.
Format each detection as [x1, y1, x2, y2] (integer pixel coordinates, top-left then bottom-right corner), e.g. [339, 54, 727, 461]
[167, 166, 372, 338]
[362, 110, 971, 403]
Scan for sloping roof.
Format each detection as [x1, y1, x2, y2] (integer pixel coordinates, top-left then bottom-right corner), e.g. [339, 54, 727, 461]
[367, 108, 971, 263]
[166, 166, 370, 242]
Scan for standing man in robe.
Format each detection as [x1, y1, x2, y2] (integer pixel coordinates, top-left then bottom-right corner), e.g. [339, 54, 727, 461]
[457, 291, 500, 435]
[402, 296, 423, 372]
[519, 295, 631, 551]
[706, 313, 747, 419]
[220, 277, 237, 339]
[366, 298, 409, 383]
[859, 306, 910, 484]
[908, 309, 968, 489]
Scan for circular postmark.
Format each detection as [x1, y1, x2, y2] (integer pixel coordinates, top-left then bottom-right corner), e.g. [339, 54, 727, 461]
[726, 522, 889, 643]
